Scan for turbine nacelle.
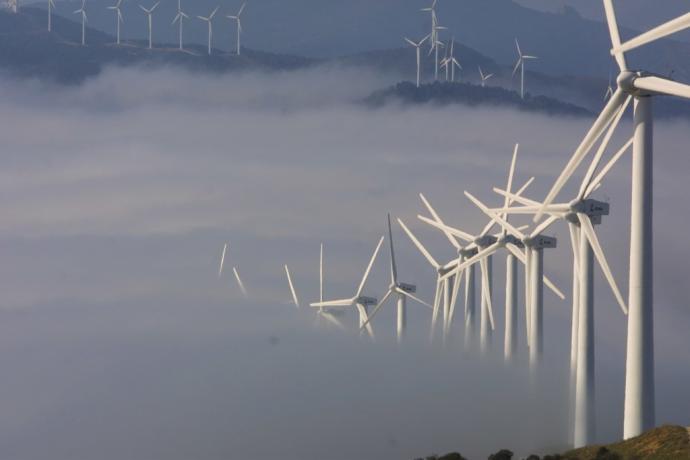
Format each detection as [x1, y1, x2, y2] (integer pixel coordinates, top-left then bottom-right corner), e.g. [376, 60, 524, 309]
[396, 282, 417, 294]
[569, 198, 610, 217]
[525, 235, 557, 249]
[356, 296, 377, 306]
[503, 234, 525, 248]
[475, 235, 497, 248]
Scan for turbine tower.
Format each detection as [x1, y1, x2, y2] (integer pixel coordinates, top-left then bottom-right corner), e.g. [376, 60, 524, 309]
[47, 0, 56, 32]
[310, 237, 384, 338]
[107, 0, 124, 45]
[73, 0, 88, 46]
[172, 0, 189, 51]
[361, 214, 432, 343]
[535, 0, 690, 439]
[198, 6, 219, 56]
[479, 66, 494, 87]
[139, 2, 160, 50]
[404, 35, 429, 88]
[227, 2, 246, 56]
[513, 38, 537, 99]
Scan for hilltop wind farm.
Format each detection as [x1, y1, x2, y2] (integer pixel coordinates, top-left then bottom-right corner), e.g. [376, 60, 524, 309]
[0, 1, 690, 460]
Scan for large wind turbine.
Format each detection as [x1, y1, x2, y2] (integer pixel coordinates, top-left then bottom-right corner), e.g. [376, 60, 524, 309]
[172, 0, 189, 51]
[107, 0, 124, 45]
[310, 237, 384, 338]
[479, 66, 494, 87]
[139, 1, 160, 50]
[493, 130, 632, 447]
[397, 218, 464, 344]
[73, 0, 88, 46]
[513, 38, 537, 99]
[404, 35, 429, 88]
[534, 0, 690, 439]
[227, 2, 246, 55]
[198, 6, 219, 56]
[360, 215, 432, 343]
[47, 0, 56, 32]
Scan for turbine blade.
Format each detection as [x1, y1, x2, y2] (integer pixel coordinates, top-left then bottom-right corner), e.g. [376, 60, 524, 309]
[465, 191, 526, 239]
[356, 236, 384, 297]
[614, 13, 690, 55]
[419, 193, 463, 249]
[633, 75, 690, 100]
[360, 289, 393, 331]
[534, 89, 627, 222]
[584, 137, 634, 198]
[398, 218, 440, 268]
[387, 214, 398, 285]
[218, 243, 227, 277]
[503, 143, 519, 219]
[356, 303, 375, 338]
[578, 214, 628, 314]
[320, 243, 324, 304]
[603, 0, 627, 70]
[402, 291, 433, 309]
[233, 267, 248, 298]
[285, 265, 300, 308]
[530, 215, 559, 239]
[417, 215, 474, 242]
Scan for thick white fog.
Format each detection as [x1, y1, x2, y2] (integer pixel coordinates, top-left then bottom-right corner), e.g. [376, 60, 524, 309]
[0, 65, 688, 460]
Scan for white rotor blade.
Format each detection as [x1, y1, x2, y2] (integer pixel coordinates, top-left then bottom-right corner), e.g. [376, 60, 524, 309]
[218, 243, 228, 277]
[603, 0, 627, 71]
[387, 214, 398, 285]
[310, 299, 353, 308]
[465, 192, 525, 240]
[480, 177, 535, 236]
[319, 311, 346, 330]
[430, 278, 442, 340]
[419, 193, 467, 248]
[417, 215, 474, 243]
[398, 218, 440, 268]
[441, 241, 501, 282]
[356, 236, 384, 297]
[356, 303, 375, 338]
[402, 291, 433, 309]
[320, 243, 324, 304]
[232, 267, 248, 298]
[584, 137, 634, 198]
[530, 215, 560, 239]
[613, 13, 690, 55]
[633, 76, 690, 100]
[578, 214, 628, 314]
[493, 187, 540, 207]
[360, 289, 393, 331]
[535, 89, 627, 222]
[448, 265, 464, 323]
[285, 265, 300, 308]
[503, 143, 519, 219]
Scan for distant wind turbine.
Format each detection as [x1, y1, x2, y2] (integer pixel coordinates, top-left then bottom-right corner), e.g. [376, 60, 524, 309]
[139, 1, 159, 49]
[172, 0, 189, 51]
[73, 0, 88, 46]
[404, 35, 429, 88]
[107, 0, 124, 45]
[441, 39, 462, 82]
[198, 6, 219, 55]
[227, 2, 246, 56]
[47, 0, 56, 32]
[478, 66, 494, 87]
[513, 38, 538, 99]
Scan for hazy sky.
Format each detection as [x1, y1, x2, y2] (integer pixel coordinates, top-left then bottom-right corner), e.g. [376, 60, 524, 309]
[0, 65, 689, 460]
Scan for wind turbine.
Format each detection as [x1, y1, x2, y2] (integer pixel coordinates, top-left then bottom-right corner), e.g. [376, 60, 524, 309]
[534, 0, 690, 439]
[310, 237, 384, 338]
[73, 0, 87, 46]
[513, 38, 537, 99]
[360, 214, 432, 343]
[284, 265, 300, 308]
[312, 243, 346, 330]
[429, 23, 447, 81]
[397, 217, 465, 344]
[218, 243, 248, 298]
[227, 2, 246, 55]
[448, 39, 462, 82]
[198, 6, 219, 56]
[479, 66, 494, 87]
[139, 2, 159, 50]
[172, 0, 189, 51]
[492, 132, 632, 447]
[404, 35, 429, 88]
[107, 0, 124, 45]
[47, 0, 56, 32]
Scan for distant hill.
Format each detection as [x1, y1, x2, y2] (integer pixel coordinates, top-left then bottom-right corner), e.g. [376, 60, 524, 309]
[363, 81, 592, 117]
[0, 7, 315, 83]
[422, 425, 690, 460]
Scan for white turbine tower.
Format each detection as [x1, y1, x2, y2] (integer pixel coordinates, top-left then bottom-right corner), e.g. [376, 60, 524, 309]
[107, 0, 124, 45]
[284, 265, 300, 308]
[47, 0, 56, 32]
[404, 35, 429, 88]
[73, 0, 88, 46]
[218, 243, 248, 298]
[479, 66, 494, 87]
[535, 0, 690, 439]
[172, 0, 189, 51]
[198, 6, 219, 56]
[227, 2, 246, 55]
[360, 215, 432, 343]
[313, 244, 346, 330]
[310, 237, 384, 338]
[139, 2, 159, 50]
[513, 38, 537, 99]
[429, 23, 446, 81]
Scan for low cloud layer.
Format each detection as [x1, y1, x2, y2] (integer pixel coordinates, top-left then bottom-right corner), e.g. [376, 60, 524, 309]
[0, 65, 688, 460]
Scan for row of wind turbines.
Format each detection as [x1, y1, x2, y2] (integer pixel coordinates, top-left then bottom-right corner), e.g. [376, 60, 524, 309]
[216, 0, 690, 450]
[405, 0, 536, 99]
[27, 0, 246, 55]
